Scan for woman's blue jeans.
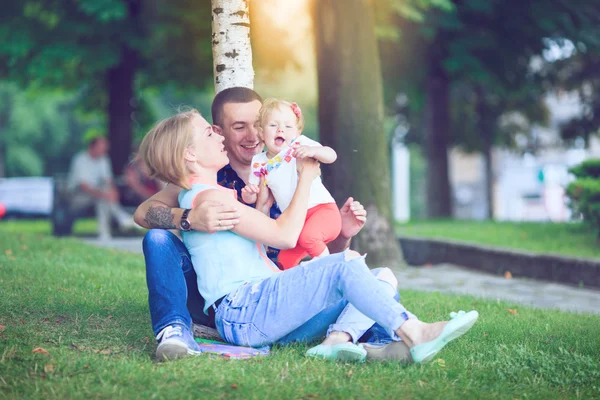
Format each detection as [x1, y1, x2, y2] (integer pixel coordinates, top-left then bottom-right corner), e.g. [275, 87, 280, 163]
[215, 251, 416, 347]
[143, 230, 410, 344]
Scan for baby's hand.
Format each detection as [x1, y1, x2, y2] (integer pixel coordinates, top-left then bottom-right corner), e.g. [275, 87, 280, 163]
[293, 145, 318, 160]
[241, 184, 260, 204]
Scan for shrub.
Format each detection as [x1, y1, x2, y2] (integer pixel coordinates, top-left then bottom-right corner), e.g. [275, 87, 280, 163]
[566, 160, 600, 238]
[569, 158, 600, 179]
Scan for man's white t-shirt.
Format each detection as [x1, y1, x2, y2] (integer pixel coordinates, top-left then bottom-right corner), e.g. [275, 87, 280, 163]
[67, 151, 113, 192]
[248, 135, 335, 212]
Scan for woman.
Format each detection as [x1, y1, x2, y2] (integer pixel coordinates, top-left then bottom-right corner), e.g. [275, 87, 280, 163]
[138, 109, 479, 363]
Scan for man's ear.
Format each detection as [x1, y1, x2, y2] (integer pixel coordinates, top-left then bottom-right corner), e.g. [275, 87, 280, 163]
[212, 125, 223, 135]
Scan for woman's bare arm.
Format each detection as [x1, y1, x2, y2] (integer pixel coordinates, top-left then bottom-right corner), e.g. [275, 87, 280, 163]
[195, 159, 320, 249]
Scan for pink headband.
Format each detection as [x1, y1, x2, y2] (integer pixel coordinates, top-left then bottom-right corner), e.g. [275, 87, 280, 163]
[290, 102, 302, 119]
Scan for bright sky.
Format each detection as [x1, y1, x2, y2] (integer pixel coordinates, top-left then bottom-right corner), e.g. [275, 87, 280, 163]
[261, 0, 309, 28]
[253, 0, 317, 104]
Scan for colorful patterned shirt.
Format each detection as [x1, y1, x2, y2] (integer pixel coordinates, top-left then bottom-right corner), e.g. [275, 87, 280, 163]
[217, 164, 282, 265]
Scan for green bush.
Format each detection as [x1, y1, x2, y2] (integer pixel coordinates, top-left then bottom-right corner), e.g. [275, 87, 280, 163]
[566, 159, 600, 237]
[569, 158, 600, 179]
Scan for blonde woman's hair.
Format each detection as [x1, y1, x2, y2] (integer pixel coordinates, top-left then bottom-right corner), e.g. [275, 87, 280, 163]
[137, 109, 200, 190]
[257, 98, 305, 132]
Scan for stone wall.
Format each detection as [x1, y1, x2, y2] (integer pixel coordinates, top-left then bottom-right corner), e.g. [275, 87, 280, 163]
[399, 236, 600, 289]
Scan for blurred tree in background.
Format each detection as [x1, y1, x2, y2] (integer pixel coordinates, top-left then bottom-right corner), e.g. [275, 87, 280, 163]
[0, 0, 214, 176]
[378, 0, 600, 219]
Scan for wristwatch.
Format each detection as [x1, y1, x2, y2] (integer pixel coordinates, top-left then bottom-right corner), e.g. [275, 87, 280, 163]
[180, 208, 192, 232]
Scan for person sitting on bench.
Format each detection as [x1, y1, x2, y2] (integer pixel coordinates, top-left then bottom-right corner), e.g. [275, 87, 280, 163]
[67, 135, 137, 240]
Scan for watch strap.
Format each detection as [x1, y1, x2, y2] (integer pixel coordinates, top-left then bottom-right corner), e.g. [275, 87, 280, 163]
[180, 208, 192, 231]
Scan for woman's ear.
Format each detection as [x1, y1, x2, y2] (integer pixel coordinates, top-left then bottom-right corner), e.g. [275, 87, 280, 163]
[184, 146, 196, 163]
[212, 125, 223, 135]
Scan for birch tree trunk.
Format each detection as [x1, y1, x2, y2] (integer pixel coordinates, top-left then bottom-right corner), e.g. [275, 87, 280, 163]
[211, 0, 254, 93]
[314, 0, 404, 267]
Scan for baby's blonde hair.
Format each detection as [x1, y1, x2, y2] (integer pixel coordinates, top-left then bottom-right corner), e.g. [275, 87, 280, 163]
[138, 109, 200, 190]
[257, 98, 305, 132]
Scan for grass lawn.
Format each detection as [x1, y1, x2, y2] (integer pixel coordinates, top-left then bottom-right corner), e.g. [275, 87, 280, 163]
[398, 220, 600, 260]
[0, 218, 98, 236]
[1, 231, 600, 399]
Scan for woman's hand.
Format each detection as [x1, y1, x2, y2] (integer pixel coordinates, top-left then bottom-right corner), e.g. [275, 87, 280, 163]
[296, 156, 321, 181]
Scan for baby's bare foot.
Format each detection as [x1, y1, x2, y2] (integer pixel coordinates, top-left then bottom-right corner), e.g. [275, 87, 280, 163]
[321, 331, 352, 346]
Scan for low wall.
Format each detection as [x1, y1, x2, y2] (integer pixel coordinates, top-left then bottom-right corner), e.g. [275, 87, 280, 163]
[399, 236, 600, 289]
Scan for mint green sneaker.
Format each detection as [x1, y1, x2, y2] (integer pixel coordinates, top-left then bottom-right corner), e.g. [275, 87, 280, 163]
[410, 310, 479, 363]
[306, 342, 367, 363]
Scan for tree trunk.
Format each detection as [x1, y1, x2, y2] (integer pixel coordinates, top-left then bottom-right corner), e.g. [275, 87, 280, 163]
[106, 0, 140, 176]
[482, 137, 494, 219]
[475, 86, 494, 219]
[314, 0, 404, 267]
[425, 49, 452, 218]
[107, 45, 137, 176]
[211, 0, 254, 93]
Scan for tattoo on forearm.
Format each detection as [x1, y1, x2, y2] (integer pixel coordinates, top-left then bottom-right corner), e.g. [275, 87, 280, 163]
[144, 205, 177, 229]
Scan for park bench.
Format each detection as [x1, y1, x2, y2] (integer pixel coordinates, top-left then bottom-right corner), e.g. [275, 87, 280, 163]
[51, 174, 137, 236]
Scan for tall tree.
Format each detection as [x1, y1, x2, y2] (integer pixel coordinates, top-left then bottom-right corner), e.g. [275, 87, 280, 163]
[0, 0, 214, 175]
[211, 0, 254, 92]
[314, 0, 403, 266]
[380, 0, 600, 218]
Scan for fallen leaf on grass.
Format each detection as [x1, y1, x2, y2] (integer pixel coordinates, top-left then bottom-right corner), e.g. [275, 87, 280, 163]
[44, 364, 54, 374]
[347, 369, 353, 378]
[504, 271, 513, 279]
[5, 249, 12, 256]
[506, 308, 518, 316]
[231, 384, 238, 389]
[32, 347, 50, 356]
[0, 324, 5, 333]
[435, 358, 446, 368]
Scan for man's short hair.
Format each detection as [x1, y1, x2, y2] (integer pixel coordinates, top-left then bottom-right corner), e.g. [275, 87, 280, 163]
[211, 87, 262, 127]
[88, 136, 106, 149]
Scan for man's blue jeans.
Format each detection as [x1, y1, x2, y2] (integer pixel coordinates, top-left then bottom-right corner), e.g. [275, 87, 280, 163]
[143, 230, 407, 344]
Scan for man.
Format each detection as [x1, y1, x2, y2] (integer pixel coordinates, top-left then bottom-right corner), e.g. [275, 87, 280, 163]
[134, 87, 410, 362]
[67, 136, 136, 240]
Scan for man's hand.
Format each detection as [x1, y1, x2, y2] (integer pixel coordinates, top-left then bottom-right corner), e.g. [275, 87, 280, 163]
[339, 197, 367, 240]
[189, 200, 240, 233]
[241, 184, 260, 205]
[327, 197, 368, 254]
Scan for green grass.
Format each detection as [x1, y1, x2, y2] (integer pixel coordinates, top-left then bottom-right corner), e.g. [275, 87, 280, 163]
[398, 220, 600, 259]
[0, 218, 98, 235]
[1, 231, 600, 399]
